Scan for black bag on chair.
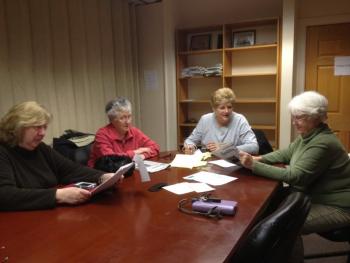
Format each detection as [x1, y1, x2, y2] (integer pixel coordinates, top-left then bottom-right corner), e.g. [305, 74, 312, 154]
[53, 130, 95, 166]
[94, 155, 135, 177]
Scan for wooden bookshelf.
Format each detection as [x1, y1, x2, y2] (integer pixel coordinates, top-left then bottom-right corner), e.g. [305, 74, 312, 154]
[175, 18, 281, 149]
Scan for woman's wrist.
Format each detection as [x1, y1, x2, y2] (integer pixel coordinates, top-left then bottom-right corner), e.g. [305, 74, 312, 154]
[55, 189, 64, 204]
[253, 155, 263, 161]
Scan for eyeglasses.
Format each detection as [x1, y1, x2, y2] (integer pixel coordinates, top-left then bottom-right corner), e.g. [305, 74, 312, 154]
[115, 115, 132, 122]
[291, 115, 308, 122]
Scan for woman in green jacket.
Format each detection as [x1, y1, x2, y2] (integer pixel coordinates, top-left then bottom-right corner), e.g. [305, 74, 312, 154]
[239, 91, 350, 260]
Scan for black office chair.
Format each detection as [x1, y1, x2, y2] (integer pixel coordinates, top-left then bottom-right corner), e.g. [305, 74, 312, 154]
[304, 226, 350, 262]
[53, 130, 94, 166]
[72, 144, 93, 165]
[227, 192, 311, 263]
[252, 129, 273, 155]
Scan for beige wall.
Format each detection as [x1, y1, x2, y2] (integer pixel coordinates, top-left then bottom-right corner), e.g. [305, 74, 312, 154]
[135, 0, 177, 151]
[297, 0, 350, 18]
[136, 4, 167, 150]
[279, 0, 296, 148]
[176, 0, 282, 28]
[0, 0, 139, 144]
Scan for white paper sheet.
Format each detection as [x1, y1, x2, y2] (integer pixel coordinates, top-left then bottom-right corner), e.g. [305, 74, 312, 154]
[183, 171, 237, 186]
[208, 159, 241, 172]
[162, 182, 193, 194]
[143, 160, 170, 173]
[170, 150, 206, 169]
[91, 162, 134, 195]
[209, 159, 238, 168]
[189, 183, 215, 193]
[335, 56, 350, 76]
[133, 154, 151, 182]
[162, 182, 214, 195]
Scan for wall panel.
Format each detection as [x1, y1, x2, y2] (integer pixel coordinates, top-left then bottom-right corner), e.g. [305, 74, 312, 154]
[0, 0, 138, 144]
[30, 0, 60, 135]
[0, 0, 14, 114]
[6, 0, 36, 102]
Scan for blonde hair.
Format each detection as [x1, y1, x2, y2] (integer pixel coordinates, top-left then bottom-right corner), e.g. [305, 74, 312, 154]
[0, 101, 51, 146]
[211, 87, 236, 108]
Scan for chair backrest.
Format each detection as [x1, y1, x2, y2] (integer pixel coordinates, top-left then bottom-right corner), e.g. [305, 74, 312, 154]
[252, 129, 273, 155]
[53, 130, 94, 166]
[94, 155, 135, 177]
[228, 192, 311, 263]
[73, 144, 93, 165]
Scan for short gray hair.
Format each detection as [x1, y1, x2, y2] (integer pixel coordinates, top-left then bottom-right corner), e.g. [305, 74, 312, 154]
[105, 97, 132, 120]
[288, 91, 328, 121]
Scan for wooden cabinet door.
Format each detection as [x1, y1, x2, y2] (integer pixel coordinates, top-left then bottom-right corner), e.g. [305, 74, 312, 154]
[305, 23, 350, 151]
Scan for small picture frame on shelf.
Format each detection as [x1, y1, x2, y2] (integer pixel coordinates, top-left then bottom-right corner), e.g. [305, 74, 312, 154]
[190, 33, 211, 51]
[232, 30, 256, 47]
[216, 33, 223, 49]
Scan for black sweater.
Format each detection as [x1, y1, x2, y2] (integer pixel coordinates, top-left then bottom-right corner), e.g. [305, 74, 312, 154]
[0, 143, 103, 211]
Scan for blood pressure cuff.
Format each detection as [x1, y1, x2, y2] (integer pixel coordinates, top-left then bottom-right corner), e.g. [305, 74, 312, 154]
[94, 155, 135, 177]
[178, 194, 237, 219]
[192, 199, 237, 216]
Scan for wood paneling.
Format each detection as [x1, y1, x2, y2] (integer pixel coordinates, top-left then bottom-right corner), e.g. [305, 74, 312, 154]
[0, 0, 139, 144]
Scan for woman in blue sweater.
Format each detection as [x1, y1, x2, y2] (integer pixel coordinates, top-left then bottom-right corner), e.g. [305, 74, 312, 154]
[183, 87, 258, 154]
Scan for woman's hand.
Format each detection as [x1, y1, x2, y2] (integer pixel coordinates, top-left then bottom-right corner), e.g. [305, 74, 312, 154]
[183, 144, 196, 154]
[239, 151, 255, 170]
[56, 188, 92, 205]
[134, 147, 151, 155]
[206, 142, 219, 152]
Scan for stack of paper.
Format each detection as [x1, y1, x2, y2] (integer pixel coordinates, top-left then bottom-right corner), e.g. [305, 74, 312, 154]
[203, 63, 223, 76]
[181, 66, 206, 77]
[170, 150, 206, 169]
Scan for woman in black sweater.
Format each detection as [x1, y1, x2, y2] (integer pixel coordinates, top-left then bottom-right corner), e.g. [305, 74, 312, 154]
[0, 101, 116, 211]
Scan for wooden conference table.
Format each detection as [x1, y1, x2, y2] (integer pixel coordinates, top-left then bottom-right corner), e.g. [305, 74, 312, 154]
[0, 152, 280, 263]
